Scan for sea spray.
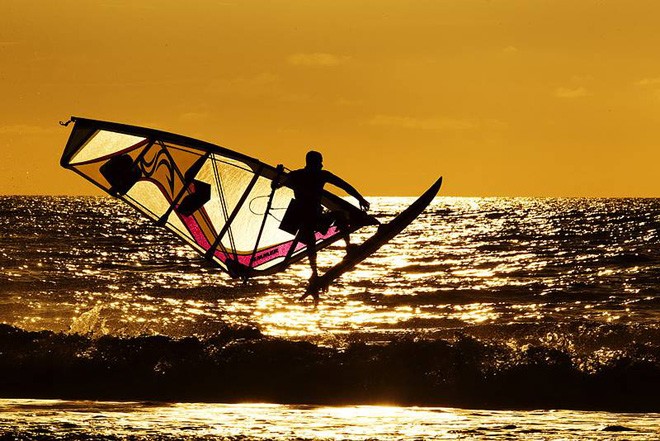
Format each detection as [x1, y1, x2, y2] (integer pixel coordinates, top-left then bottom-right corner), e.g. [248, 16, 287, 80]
[69, 305, 108, 337]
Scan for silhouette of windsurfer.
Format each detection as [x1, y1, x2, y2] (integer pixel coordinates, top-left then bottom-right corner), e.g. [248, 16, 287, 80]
[278, 151, 370, 299]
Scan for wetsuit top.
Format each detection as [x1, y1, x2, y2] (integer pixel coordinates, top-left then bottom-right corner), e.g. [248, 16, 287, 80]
[285, 168, 334, 218]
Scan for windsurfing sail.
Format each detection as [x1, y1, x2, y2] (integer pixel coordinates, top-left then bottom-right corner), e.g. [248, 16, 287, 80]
[60, 117, 378, 279]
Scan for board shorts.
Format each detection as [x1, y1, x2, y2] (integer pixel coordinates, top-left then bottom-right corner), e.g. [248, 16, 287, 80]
[279, 199, 345, 245]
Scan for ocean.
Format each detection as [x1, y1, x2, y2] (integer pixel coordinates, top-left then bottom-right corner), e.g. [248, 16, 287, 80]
[0, 196, 658, 439]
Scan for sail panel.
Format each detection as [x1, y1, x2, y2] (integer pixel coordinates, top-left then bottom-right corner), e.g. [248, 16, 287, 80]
[71, 130, 147, 165]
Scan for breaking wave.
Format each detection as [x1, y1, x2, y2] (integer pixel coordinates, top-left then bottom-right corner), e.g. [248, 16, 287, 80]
[0, 323, 657, 412]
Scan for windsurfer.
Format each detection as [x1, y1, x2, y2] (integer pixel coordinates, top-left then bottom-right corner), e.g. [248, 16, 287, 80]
[278, 151, 370, 290]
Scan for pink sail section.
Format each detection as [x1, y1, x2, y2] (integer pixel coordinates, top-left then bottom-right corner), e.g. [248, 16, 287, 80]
[243, 226, 340, 268]
[177, 211, 229, 262]
[179, 211, 340, 269]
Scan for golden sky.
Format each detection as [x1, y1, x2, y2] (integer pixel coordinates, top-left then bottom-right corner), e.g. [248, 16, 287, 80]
[1, 0, 659, 196]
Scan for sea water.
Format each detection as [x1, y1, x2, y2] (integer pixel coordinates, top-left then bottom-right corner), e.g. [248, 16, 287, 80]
[0, 196, 658, 439]
[0, 399, 658, 440]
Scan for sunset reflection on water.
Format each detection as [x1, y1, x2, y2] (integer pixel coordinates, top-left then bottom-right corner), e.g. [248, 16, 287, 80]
[1, 399, 657, 440]
[2, 196, 659, 339]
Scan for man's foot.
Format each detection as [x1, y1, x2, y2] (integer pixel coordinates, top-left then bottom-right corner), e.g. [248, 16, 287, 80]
[300, 274, 319, 301]
[300, 274, 328, 303]
[299, 291, 318, 302]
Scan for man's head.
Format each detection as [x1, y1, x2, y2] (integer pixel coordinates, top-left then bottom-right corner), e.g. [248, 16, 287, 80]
[305, 150, 323, 170]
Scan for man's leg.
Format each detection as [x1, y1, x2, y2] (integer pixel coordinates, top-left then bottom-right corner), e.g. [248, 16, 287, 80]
[308, 244, 318, 279]
[331, 211, 357, 255]
[300, 229, 318, 279]
[298, 228, 321, 303]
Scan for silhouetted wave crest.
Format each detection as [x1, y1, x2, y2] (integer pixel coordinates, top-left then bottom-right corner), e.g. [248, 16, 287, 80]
[0, 324, 657, 411]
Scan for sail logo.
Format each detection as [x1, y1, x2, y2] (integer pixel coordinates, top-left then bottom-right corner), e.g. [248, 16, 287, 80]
[139, 145, 177, 195]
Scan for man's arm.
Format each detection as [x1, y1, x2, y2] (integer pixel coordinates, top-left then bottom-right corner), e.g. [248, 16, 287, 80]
[325, 171, 370, 211]
[271, 165, 288, 190]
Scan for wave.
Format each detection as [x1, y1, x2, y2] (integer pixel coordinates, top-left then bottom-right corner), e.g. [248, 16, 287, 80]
[0, 324, 657, 412]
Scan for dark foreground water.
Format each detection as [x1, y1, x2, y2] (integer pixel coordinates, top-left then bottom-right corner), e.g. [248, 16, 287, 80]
[0, 196, 658, 438]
